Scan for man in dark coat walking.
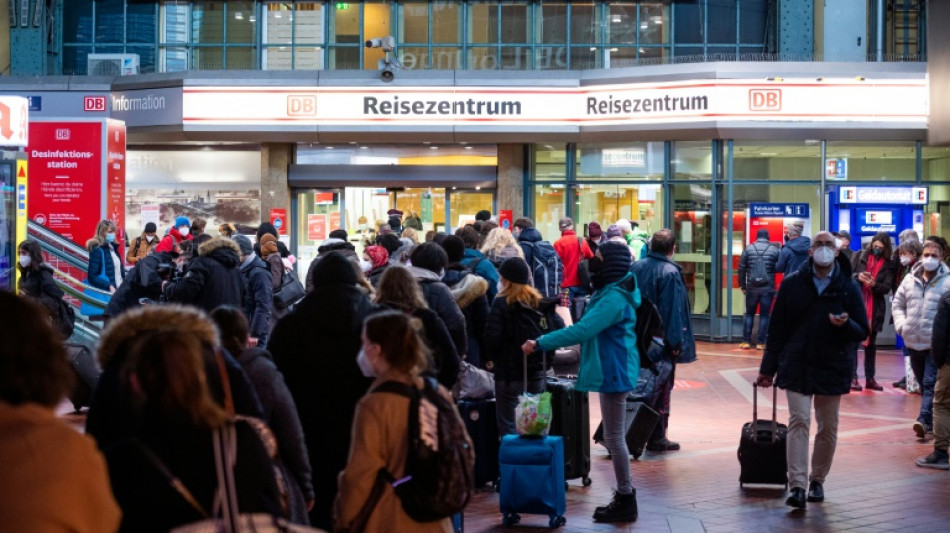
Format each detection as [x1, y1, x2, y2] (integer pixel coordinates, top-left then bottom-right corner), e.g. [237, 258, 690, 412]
[234, 235, 274, 348]
[756, 231, 870, 510]
[267, 252, 374, 530]
[105, 246, 180, 317]
[162, 237, 244, 312]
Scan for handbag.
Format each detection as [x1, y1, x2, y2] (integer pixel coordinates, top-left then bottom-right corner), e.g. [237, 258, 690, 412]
[81, 247, 112, 316]
[273, 269, 306, 311]
[451, 361, 495, 400]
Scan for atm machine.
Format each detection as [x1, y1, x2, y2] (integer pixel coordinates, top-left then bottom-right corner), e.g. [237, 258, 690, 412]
[828, 185, 927, 250]
[0, 97, 30, 292]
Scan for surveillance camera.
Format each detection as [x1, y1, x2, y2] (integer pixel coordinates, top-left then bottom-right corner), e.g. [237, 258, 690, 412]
[365, 36, 395, 52]
[380, 66, 395, 83]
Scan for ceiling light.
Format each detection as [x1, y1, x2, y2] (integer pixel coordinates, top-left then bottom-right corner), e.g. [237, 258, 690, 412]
[249, 15, 256, 22]
[610, 48, 619, 52]
[464, 146, 473, 150]
[360, 146, 368, 150]
[651, 16, 663, 24]
[612, 15, 622, 23]
[640, 23, 648, 29]
[430, 146, 438, 150]
[590, 47, 597, 51]
[325, 146, 334, 149]
[275, 13, 282, 18]
[235, 11, 244, 20]
[349, 141, 357, 144]
[475, 186, 481, 190]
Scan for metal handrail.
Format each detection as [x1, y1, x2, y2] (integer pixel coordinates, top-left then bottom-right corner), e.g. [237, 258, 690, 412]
[27, 220, 90, 262]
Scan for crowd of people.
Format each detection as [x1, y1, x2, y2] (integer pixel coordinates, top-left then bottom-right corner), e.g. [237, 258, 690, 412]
[4, 207, 949, 530]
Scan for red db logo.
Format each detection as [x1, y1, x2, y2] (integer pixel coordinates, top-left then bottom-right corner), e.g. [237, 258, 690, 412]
[749, 89, 781, 112]
[287, 95, 317, 117]
[84, 96, 107, 112]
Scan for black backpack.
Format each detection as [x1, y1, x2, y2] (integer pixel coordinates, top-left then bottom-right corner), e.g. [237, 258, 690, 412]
[526, 241, 563, 298]
[748, 243, 773, 288]
[619, 275, 665, 375]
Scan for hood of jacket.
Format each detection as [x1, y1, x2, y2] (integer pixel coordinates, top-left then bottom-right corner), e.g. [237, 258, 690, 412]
[317, 238, 354, 254]
[312, 251, 358, 288]
[785, 235, 812, 254]
[517, 227, 543, 243]
[406, 265, 441, 282]
[450, 272, 488, 309]
[198, 237, 241, 268]
[240, 253, 269, 274]
[96, 304, 219, 367]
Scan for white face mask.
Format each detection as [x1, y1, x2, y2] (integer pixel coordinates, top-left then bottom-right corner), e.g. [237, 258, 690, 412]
[359, 259, 373, 272]
[834, 238, 844, 250]
[497, 281, 505, 294]
[813, 246, 835, 267]
[146, 235, 156, 243]
[922, 256, 940, 272]
[18, 255, 31, 267]
[178, 226, 190, 236]
[357, 349, 377, 377]
[900, 255, 912, 266]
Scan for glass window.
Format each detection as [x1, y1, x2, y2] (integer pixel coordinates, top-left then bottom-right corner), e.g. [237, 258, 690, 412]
[363, 2, 390, 69]
[468, 3, 495, 44]
[825, 142, 917, 182]
[569, 46, 600, 70]
[62, 46, 92, 75]
[639, 2, 669, 45]
[264, 2, 293, 45]
[127, 47, 157, 74]
[500, 2, 530, 44]
[330, 2, 360, 44]
[575, 183, 664, 237]
[708, 0, 738, 44]
[468, 47, 497, 69]
[672, 141, 712, 181]
[533, 184, 568, 241]
[739, 0, 769, 45]
[226, 1, 257, 44]
[329, 46, 360, 69]
[192, 1, 225, 45]
[672, 182, 712, 314]
[432, 2, 460, 44]
[500, 46, 531, 68]
[64, 2, 93, 43]
[127, 2, 158, 44]
[923, 185, 950, 240]
[732, 141, 821, 181]
[923, 147, 950, 182]
[576, 142, 665, 180]
[539, 3, 567, 45]
[571, 3, 600, 44]
[295, 2, 324, 44]
[95, 0, 124, 43]
[673, 0, 703, 44]
[608, 3, 637, 45]
[532, 144, 568, 182]
[162, 3, 189, 44]
[401, 3, 429, 43]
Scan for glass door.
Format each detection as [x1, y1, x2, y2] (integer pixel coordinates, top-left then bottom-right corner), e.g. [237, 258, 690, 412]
[294, 188, 342, 278]
[0, 162, 13, 291]
[449, 189, 494, 232]
[393, 187, 446, 234]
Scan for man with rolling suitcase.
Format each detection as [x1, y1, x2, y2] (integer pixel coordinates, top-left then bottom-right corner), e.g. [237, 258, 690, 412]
[756, 231, 869, 509]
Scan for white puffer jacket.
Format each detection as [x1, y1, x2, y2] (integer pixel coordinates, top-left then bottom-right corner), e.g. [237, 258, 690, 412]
[892, 262, 950, 350]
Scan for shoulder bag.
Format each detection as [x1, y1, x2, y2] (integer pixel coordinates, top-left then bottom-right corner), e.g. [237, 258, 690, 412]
[273, 269, 306, 311]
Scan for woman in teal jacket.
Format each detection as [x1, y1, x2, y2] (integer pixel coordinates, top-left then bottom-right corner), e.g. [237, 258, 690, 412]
[521, 241, 641, 524]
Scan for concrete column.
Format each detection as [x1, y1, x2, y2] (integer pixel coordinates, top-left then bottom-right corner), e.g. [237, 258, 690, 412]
[260, 143, 292, 224]
[496, 144, 525, 221]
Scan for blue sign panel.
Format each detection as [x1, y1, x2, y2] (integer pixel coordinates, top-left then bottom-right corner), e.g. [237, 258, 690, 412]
[26, 96, 41, 111]
[749, 203, 810, 218]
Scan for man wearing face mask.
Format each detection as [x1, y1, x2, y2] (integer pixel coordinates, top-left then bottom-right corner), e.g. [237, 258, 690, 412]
[126, 222, 158, 265]
[757, 231, 870, 510]
[833, 230, 853, 262]
[775, 220, 811, 277]
[850, 232, 895, 391]
[892, 240, 950, 441]
[155, 216, 192, 254]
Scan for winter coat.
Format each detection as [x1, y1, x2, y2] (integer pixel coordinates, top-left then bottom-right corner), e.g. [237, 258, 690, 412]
[408, 266, 469, 360]
[776, 235, 812, 277]
[305, 241, 359, 292]
[553, 231, 594, 289]
[154, 227, 191, 254]
[485, 245, 523, 268]
[931, 291, 950, 367]
[236, 347, 313, 524]
[516, 227, 545, 266]
[852, 249, 896, 332]
[267, 253, 374, 530]
[403, 215, 424, 231]
[126, 234, 156, 265]
[105, 417, 282, 533]
[626, 229, 651, 260]
[485, 296, 564, 382]
[105, 252, 177, 316]
[366, 265, 388, 287]
[892, 261, 950, 350]
[443, 266, 490, 367]
[18, 264, 68, 330]
[333, 373, 455, 533]
[374, 303, 460, 389]
[631, 252, 696, 364]
[87, 243, 117, 290]
[537, 273, 641, 393]
[760, 259, 870, 395]
[264, 253, 284, 291]
[163, 237, 244, 313]
[461, 249, 500, 302]
[737, 238, 780, 290]
[0, 402, 121, 533]
[240, 255, 274, 341]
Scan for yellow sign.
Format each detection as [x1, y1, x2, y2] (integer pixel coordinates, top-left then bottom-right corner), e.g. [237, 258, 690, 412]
[14, 158, 27, 290]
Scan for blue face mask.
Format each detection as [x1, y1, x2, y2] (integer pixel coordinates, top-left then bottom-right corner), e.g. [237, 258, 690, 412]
[105, 233, 116, 243]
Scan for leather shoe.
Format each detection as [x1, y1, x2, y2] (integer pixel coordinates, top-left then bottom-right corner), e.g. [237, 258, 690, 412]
[865, 379, 884, 391]
[850, 379, 863, 391]
[786, 488, 807, 509]
[807, 481, 824, 502]
[893, 377, 906, 389]
[646, 438, 681, 452]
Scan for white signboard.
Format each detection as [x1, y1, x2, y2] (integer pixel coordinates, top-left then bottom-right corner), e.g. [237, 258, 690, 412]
[602, 147, 645, 167]
[839, 186, 928, 205]
[0, 96, 29, 147]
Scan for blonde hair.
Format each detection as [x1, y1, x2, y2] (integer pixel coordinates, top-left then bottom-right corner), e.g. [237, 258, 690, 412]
[499, 280, 541, 308]
[480, 227, 524, 258]
[86, 219, 117, 251]
[401, 227, 419, 244]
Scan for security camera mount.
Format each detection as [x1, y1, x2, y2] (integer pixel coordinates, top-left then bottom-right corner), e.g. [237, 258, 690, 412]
[365, 36, 403, 82]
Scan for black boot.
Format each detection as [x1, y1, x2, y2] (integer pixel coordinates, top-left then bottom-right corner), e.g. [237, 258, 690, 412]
[593, 491, 638, 523]
[786, 487, 807, 509]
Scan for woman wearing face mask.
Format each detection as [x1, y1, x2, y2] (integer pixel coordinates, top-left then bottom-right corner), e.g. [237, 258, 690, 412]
[334, 310, 462, 533]
[362, 245, 389, 286]
[86, 219, 122, 293]
[155, 215, 192, 255]
[851, 232, 895, 391]
[126, 222, 158, 265]
[16, 240, 73, 339]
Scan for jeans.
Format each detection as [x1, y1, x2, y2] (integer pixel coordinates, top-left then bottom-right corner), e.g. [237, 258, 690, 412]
[742, 289, 774, 345]
[600, 391, 634, 494]
[649, 361, 677, 443]
[786, 391, 841, 490]
[909, 349, 937, 427]
[934, 365, 950, 452]
[494, 378, 544, 437]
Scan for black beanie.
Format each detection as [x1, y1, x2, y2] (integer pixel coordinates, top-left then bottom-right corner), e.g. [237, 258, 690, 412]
[441, 235, 466, 263]
[144, 222, 157, 233]
[499, 256, 531, 285]
[596, 241, 632, 287]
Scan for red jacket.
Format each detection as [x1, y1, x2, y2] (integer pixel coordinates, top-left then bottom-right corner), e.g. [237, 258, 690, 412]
[554, 230, 594, 288]
[155, 227, 192, 254]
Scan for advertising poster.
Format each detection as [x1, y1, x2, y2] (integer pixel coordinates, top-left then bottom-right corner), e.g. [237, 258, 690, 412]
[308, 214, 327, 241]
[28, 121, 102, 243]
[329, 210, 341, 231]
[140, 204, 160, 228]
[498, 209, 513, 230]
[105, 121, 126, 231]
[270, 208, 288, 235]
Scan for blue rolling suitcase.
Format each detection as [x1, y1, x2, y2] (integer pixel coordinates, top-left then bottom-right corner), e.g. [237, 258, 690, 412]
[498, 434, 567, 528]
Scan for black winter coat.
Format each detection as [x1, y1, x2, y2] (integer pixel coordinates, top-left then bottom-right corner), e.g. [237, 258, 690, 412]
[443, 265, 490, 367]
[240, 256, 273, 340]
[412, 270, 468, 359]
[374, 303, 460, 389]
[19, 264, 64, 315]
[267, 253, 374, 530]
[851, 248, 896, 332]
[760, 259, 870, 395]
[932, 291, 950, 368]
[106, 252, 176, 317]
[485, 297, 564, 382]
[164, 238, 244, 312]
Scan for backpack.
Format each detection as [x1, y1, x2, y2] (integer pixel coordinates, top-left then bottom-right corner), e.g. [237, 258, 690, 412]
[576, 237, 592, 289]
[748, 243, 773, 288]
[526, 241, 563, 298]
[370, 377, 475, 522]
[619, 275, 664, 375]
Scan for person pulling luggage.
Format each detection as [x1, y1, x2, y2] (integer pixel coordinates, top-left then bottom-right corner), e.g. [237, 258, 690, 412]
[521, 241, 641, 523]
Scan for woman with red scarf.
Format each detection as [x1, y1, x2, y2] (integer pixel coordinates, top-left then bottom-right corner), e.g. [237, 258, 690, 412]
[852, 232, 895, 391]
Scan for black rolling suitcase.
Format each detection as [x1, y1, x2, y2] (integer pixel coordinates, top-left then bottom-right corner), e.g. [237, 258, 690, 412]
[546, 376, 592, 486]
[592, 400, 660, 460]
[738, 383, 788, 487]
[65, 343, 101, 412]
[457, 398, 499, 489]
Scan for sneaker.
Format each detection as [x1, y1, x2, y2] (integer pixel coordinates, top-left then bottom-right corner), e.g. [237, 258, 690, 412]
[739, 342, 753, 349]
[892, 377, 906, 389]
[865, 379, 884, 391]
[913, 421, 927, 439]
[646, 438, 681, 452]
[915, 449, 950, 470]
[593, 491, 638, 523]
[851, 379, 863, 391]
[755, 344, 765, 350]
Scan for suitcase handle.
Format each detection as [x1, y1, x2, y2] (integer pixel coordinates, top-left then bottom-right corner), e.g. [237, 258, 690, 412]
[751, 382, 779, 443]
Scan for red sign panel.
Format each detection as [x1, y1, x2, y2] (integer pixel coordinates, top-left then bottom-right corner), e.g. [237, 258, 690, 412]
[28, 122, 103, 244]
[308, 214, 327, 241]
[270, 208, 288, 235]
[84, 96, 107, 112]
[329, 211, 341, 231]
[106, 121, 126, 235]
[498, 209, 513, 230]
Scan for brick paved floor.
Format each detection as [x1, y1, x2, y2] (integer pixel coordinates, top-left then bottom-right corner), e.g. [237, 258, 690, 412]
[462, 342, 950, 532]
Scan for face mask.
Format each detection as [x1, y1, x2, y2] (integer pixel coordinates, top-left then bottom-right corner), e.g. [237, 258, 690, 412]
[18, 255, 31, 267]
[178, 226, 190, 236]
[357, 349, 377, 377]
[359, 259, 373, 272]
[922, 256, 940, 272]
[358, 223, 368, 231]
[871, 248, 883, 257]
[900, 255, 912, 266]
[813, 246, 835, 267]
[497, 281, 505, 294]
[146, 235, 156, 243]
[106, 232, 116, 243]
[834, 238, 844, 250]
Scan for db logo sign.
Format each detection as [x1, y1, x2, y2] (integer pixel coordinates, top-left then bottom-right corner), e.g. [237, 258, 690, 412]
[55, 128, 70, 140]
[84, 96, 107, 112]
[287, 95, 317, 117]
[749, 89, 781, 112]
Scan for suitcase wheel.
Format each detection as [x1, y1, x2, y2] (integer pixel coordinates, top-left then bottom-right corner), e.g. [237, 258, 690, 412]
[549, 515, 566, 528]
[582, 476, 592, 487]
[502, 513, 520, 526]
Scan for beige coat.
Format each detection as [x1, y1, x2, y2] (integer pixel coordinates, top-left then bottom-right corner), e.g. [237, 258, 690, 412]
[0, 402, 121, 532]
[333, 374, 453, 533]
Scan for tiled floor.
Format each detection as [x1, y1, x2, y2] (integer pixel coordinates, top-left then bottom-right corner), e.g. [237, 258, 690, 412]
[462, 342, 950, 532]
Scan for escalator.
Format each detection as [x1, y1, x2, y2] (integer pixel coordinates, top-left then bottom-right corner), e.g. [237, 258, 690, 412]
[27, 220, 110, 343]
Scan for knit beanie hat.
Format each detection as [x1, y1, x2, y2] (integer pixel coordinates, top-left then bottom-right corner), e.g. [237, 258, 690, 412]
[364, 245, 389, 270]
[144, 222, 157, 234]
[606, 224, 623, 239]
[174, 216, 190, 229]
[756, 229, 770, 240]
[596, 241, 632, 287]
[788, 220, 805, 236]
[499, 256, 531, 285]
[232, 235, 254, 256]
[440, 235, 466, 263]
[260, 233, 279, 258]
[588, 222, 603, 240]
